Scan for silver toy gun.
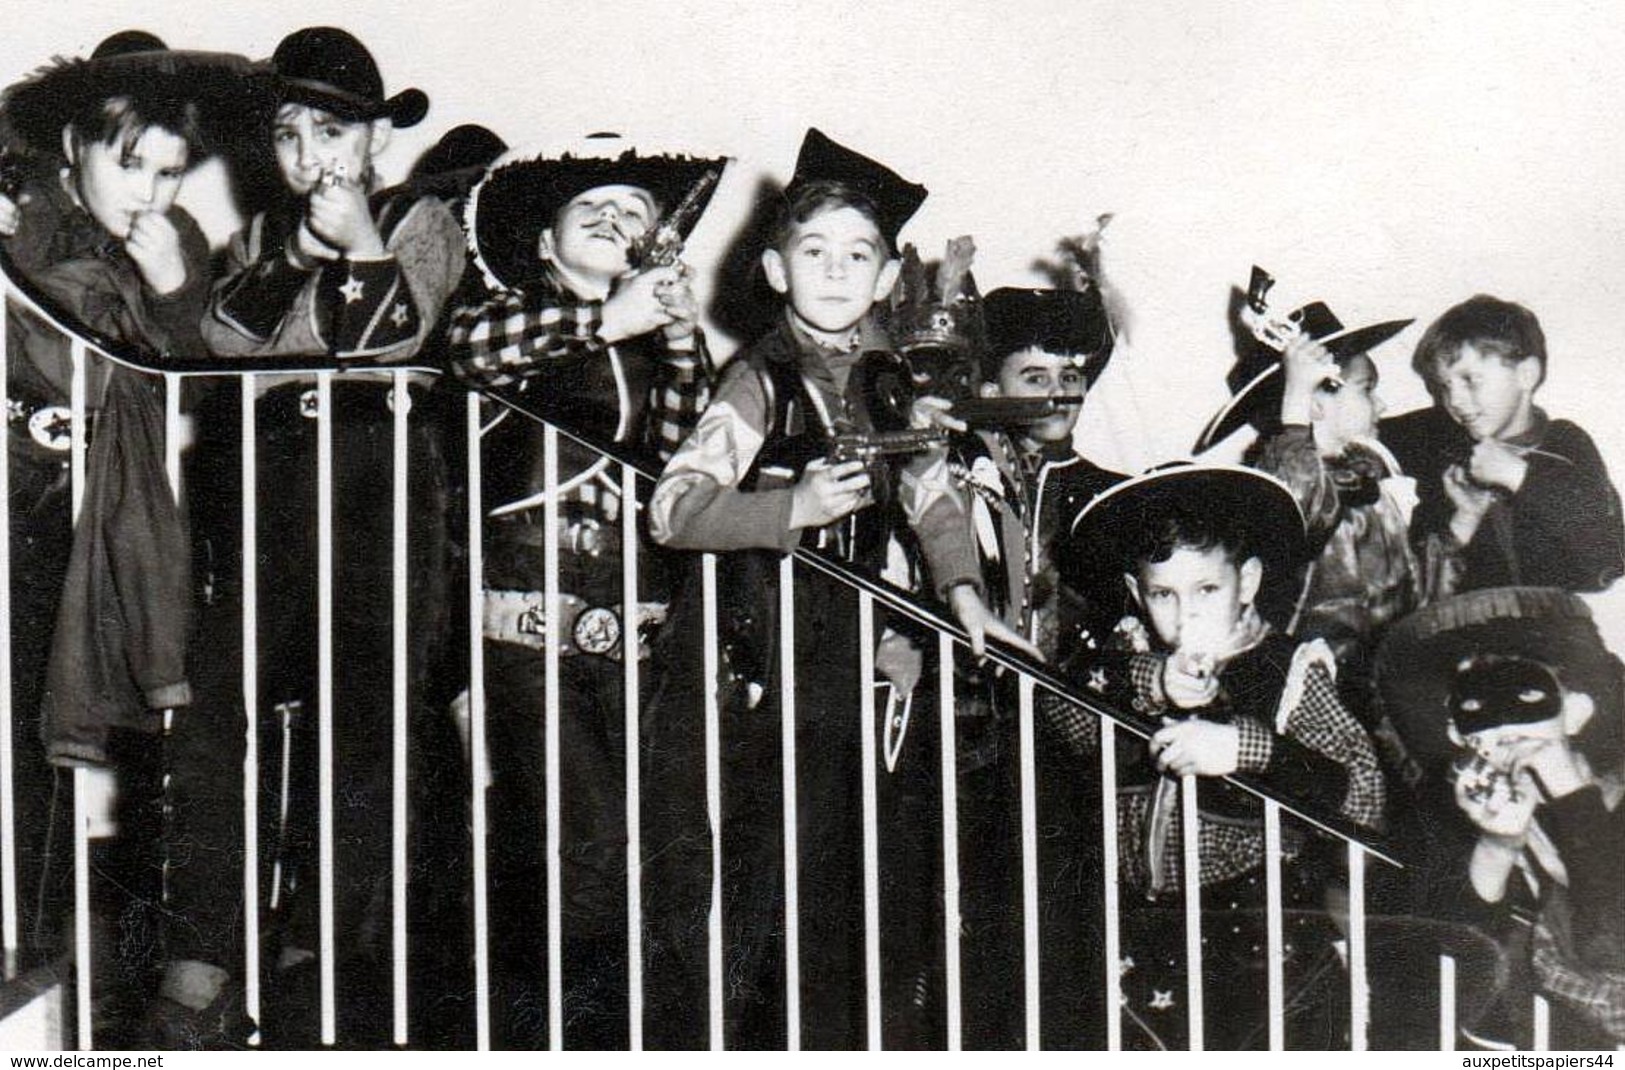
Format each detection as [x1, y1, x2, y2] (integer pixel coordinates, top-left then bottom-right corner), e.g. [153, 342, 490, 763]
[1239, 265, 1303, 352]
[626, 167, 721, 270]
[827, 427, 947, 465]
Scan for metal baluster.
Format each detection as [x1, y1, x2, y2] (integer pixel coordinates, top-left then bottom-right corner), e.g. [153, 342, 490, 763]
[542, 425, 562, 1050]
[1181, 774, 1203, 1051]
[857, 593, 880, 1049]
[69, 341, 90, 1050]
[1265, 801, 1283, 1050]
[0, 274, 16, 979]
[938, 632, 961, 1050]
[1100, 719, 1122, 1051]
[1018, 676, 1040, 1049]
[240, 376, 261, 1035]
[778, 556, 800, 1050]
[700, 553, 722, 1049]
[621, 464, 643, 1051]
[466, 395, 491, 1051]
[315, 371, 335, 1045]
[390, 370, 409, 1045]
[1348, 844, 1368, 1051]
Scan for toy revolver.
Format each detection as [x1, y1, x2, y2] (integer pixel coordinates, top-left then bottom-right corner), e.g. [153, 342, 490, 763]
[757, 427, 946, 506]
[827, 427, 946, 464]
[1239, 265, 1303, 352]
[948, 395, 1084, 427]
[626, 166, 721, 271]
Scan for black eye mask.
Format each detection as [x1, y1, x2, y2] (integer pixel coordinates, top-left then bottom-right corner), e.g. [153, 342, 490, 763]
[1449, 655, 1562, 737]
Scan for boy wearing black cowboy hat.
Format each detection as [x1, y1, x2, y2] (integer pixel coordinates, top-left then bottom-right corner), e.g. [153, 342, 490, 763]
[185, 26, 465, 1047]
[446, 133, 728, 1049]
[1064, 464, 1384, 1048]
[1198, 281, 1421, 709]
[0, 31, 257, 1047]
[647, 129, 1029, 1048]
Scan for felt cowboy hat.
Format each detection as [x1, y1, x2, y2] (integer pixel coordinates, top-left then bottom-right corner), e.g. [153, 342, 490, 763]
[0, 31, 262, 156]
[981, 286, 1114, 387]
[1063, 463, 1309, 629]
[784, 127, 927, 251]
[265, 27, 428, 128]
[466, 133, 728, 291]
[1373, 586, 1624, 776]
[1194, 298, 1413, 455]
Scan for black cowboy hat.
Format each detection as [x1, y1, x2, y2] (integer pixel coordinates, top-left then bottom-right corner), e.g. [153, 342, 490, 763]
[1063, 463, 1309, 629]
[0, 32, 262, 156]
[1373, 586, 1624, 776]
[783, 127, 927, 250]
[981, 286, 1114, 386]
[1194, 299, 1413, 455]
[466, 134, 728, 291]
[266, 27, 428, 128]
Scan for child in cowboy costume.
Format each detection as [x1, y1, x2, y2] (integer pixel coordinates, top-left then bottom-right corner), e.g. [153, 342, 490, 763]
[1195, 288, 1419, 712]
[649, 129, 1026, 1048]
[1064, 464, 1385, 1048]
[446, 133, 725, 1049]
[187, 25, 466, 1046]
[1372, 586, 1624, 1047]
[0, 31, 257, 1046]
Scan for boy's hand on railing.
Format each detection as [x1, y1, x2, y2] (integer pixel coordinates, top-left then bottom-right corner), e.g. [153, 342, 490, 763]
[601, 265, 679, 343]
[125, 211, 189, 296]
[790, 458, 871, 529]
[946, 583, 1043, 661]
[1149, 716, 1239, 777]
[306, 180, 385, 258]
[875, 629, 923, 694]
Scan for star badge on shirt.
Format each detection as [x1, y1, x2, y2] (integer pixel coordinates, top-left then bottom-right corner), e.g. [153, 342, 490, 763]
[1149, 989, 1175, 1011]
[390, 302, 410, 328]
[1087, 666, 1109, 694]
[339, 275, 366, 303]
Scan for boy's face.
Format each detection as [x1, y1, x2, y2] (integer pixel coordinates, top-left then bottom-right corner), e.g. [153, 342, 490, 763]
[64, 124, 188, 240]
[1126, 544, 1261, 654]
[986, 347, 1085, 446]
[1432, 342, 1541, 442]
[272, 104, 388, 195]
[1313, 352, 1384, 447]
[761, 206, 899, 338]
[538, 184, 657, 285]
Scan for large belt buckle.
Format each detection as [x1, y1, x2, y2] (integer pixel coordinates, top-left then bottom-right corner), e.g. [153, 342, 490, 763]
[517, 601, 548, 639]
[27, 405, 73, 452]
[572, 606, 622, 656]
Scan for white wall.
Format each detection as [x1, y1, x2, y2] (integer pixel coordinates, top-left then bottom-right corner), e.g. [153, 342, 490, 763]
[6, 0, 1624, 476]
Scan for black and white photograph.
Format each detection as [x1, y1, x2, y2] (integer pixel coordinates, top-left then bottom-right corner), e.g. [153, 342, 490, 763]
[0, 0, 1620, 1053]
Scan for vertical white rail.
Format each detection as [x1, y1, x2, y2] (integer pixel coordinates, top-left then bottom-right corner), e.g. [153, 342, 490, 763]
[542, 425, 562, 1050]
[778, 557, 800, 1050]
[938, 632, 961, 1051]
[1532, 994, 1549, 1051]
[1439, 954, 1456, 1050]
[1180, 773, 1203, 1051]
[240, 376, 262, 1034]
[315, 371, 336, 1046]
[1100, 720, 1122, 1051]
[1017, 677, 1040, 1049]
[70, 342, 90, 1050]
[856, 594, 881, 1050]
[621, 465, 643, 1051]
[163, 373, 181, 492]
[390, 371, 410, 1046]
[466, 396, 491, 1051]
[1264, 802, 1284, 1050]
[1348, 844, 1368, 1051]
[699, 554, 723, 1049]
[0, 276, 16, 979]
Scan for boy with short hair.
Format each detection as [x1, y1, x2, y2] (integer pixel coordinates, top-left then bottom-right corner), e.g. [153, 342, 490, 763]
[1065, 465, 1385, 1048]
[648, 129, 1023, 1048]
[446, 134, 726, 1050]
[1406, 295, 1624, 598]
[188, 26, 466, 1046]
[0, 33, 253, 1047]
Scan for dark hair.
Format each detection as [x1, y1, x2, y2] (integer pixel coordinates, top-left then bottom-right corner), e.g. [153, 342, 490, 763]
[1411, 294, 1547, 391]
[770, 179, 890, 255]
[1131, 505, 1256, 572]
[65, 91, 205, 169]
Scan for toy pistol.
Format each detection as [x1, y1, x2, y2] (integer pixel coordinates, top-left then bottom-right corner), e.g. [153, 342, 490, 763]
[1239, 265, 1303, 352]
[948, 395, 1084, 427]
[828, 427, 946, 464]
[627, 166, 721, 271]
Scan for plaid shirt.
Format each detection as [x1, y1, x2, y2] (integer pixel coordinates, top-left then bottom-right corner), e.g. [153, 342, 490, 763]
[1041, 632, 1384, 893]
[448, 272, 714, 518]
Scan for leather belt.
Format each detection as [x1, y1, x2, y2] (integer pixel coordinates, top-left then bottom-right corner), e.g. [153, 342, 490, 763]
[483, 589, 666, 660]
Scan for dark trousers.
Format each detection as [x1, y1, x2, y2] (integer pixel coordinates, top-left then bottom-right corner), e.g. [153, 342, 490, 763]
[179, 380, 461, 1046]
